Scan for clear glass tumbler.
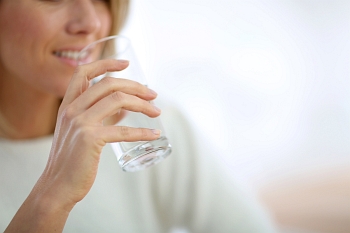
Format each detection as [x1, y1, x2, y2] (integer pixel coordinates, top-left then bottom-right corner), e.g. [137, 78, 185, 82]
[77, 35, 172, 172]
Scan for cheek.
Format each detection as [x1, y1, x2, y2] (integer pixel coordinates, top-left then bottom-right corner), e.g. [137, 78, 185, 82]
[99, 8, 113, 36]
[0, 9, 33, 74]
[1, 6, 48, 44]
[0, 6, 66, 95]
[0, 7, 54, 70]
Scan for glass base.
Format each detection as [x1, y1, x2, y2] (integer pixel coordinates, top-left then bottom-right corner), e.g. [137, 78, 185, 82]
[118, 136, 172, 172]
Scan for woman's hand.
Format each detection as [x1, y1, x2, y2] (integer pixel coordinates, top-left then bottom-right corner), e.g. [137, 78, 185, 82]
[46, 59, 161, 204]
[5, 59, 161, 232]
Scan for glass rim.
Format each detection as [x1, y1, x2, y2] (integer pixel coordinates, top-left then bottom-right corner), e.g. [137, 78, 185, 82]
[77, 35, 130, 62]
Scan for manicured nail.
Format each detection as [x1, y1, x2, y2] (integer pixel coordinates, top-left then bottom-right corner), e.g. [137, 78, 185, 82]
[118, 59, 129, 63]
[149, 88, 157, 95]
[153, 105, 161, 113]
[151, 129, 161, 135]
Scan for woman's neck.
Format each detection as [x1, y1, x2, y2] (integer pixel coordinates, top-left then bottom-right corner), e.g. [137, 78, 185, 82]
[0, 75, 61, 140]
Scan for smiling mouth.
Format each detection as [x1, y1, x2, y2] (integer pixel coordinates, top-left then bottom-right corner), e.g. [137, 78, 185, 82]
[53, 49, 92, 63]
[54, 50, 83, 60]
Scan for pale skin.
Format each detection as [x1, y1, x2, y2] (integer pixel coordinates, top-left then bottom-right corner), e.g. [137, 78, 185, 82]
[0, 0, 160, 232]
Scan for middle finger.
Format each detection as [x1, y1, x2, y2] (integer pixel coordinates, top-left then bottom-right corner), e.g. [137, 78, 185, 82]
[71, 77, 157, 115]
[81, 91, 161, 124]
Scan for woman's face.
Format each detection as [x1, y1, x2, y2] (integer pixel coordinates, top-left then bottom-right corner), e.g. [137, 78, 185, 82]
[0, 0, 112, 97]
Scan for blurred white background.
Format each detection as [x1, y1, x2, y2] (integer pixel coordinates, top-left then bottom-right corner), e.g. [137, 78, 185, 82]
[123, 0, 350, 186]
[121, 0, 350, 190]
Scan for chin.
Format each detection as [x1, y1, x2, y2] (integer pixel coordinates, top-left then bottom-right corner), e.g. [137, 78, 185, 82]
[55, 86, 69, 98]
[42, 81, 69, 98]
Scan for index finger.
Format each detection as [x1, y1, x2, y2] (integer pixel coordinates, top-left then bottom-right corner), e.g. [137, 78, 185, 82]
[61, 59, 129, 107]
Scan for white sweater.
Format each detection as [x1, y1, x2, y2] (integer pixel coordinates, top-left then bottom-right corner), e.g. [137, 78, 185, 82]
[0, 104, 276, 232]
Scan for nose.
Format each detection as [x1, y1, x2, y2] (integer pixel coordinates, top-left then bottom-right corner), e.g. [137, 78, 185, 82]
[66, 0, 101, 35]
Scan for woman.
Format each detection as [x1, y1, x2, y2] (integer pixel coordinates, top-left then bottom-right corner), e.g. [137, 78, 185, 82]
[0, 0, 276, 232]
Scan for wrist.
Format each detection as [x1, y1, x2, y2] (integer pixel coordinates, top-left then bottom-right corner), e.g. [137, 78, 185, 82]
[30, 175, 76, 215]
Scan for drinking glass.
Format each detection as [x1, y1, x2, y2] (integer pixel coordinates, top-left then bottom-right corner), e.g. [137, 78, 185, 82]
[77, 35, 172, 172]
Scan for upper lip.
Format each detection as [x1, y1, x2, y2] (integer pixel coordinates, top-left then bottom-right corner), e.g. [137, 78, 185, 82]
[54, 45, 88, 52]
[53, 45, 93, 60]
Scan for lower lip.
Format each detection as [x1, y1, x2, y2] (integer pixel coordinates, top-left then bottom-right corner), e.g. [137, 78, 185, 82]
[55, 55, 79, 67]
[77, 56, 93, 65]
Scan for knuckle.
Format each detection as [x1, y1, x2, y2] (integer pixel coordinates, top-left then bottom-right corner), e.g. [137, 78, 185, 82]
[140, 128, 149, 138]
[111, 91, 125, 102]
[73, 65, 84, 75]
[60, 106, 85, 129]
[60, 105, 76, 121]
[119, 126, 131, 138]
[70, 115, 85, 129]
[140, 100, 154, 115]
[79, 126, 96, 142]
[99, 76, 114, 86]
[73, 66, 89, 84]
[133, 82, 146, 93]
[77, 127, 104, 148]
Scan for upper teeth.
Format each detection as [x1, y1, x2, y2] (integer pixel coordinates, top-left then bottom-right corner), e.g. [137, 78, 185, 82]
[55, 50, 81, 60]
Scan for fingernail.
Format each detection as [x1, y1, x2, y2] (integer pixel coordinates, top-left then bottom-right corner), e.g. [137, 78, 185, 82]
[153, 105, 161, 113]
[151, 129, 161, 135]
[118, 59, 129, 63]
[149, 88, 157, 95]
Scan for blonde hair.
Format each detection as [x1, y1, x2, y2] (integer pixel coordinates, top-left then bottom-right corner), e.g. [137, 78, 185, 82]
[109, 0, 130, 35]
